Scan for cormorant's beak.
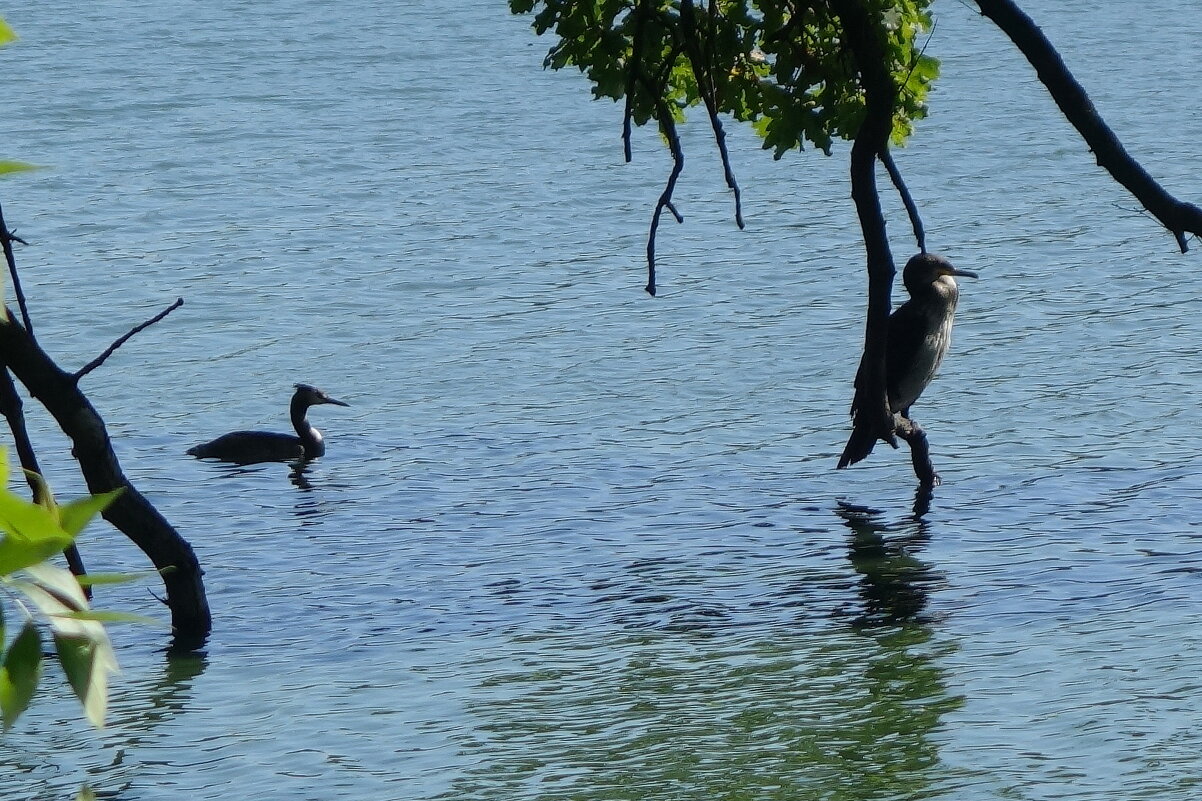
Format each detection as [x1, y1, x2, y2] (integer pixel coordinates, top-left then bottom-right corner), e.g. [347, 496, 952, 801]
[324, 396, 350, 407]
[944, 267, 978, 279]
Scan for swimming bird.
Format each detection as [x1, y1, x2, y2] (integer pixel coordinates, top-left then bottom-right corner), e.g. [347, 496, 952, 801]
[187, 384, 349, 464]
[838, 253, 977, 468]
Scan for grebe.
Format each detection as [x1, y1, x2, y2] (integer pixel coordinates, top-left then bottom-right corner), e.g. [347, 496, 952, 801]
[187, 384, 349, 464]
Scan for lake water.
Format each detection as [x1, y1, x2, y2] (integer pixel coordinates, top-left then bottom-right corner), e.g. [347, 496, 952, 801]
[3, 0, 1202, 798]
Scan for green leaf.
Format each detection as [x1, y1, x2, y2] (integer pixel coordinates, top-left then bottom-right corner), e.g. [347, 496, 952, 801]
[55, 610, 160, 626]
[75, 787, 97, 801]
[57, 489, 121, 539]
[0, 161, 40, 178]
[76, 570, 154, 588]
[0, 533, 70, 576]
[53, 632, 116, 729]
[0, 17, 15, 47]
[0, 622, 43, 729]
[0, 485, 74, 568]
[22, 562, 89, 612]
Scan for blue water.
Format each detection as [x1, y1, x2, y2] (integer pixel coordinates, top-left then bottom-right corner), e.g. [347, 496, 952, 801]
[2, 0, 1202, 798]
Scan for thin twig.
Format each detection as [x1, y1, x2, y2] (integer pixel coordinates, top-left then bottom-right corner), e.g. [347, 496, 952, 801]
[637, 76, 686, 297]
[879, 149, 926, 253]
[623, 0, 651, 163]
[0, 199, 35, 335]
[74, 298, 184, 381]
[680, 0, 745, 230]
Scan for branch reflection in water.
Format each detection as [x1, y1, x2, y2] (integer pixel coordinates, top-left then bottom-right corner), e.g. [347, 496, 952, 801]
[837, 500, 944, 628]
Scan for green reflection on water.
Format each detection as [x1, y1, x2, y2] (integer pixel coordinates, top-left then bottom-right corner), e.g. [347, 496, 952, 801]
[446, 510, 963, 801]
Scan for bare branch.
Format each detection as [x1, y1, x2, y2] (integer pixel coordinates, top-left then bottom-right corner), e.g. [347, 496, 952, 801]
[0, 200, 35, 335]
[0, 366, 90, 591]
[879, 150, 926, 253]
[623, 0, 651, 164]
[0, 307, 211, 640]
[976, 0, 1202, 251]
[643, 91, 685, 297]
[680, 0, 746, 231]
[74, 298, 184, 382]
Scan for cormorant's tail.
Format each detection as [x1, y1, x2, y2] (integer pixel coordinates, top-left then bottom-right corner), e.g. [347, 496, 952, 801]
[837, 423, 878, 468]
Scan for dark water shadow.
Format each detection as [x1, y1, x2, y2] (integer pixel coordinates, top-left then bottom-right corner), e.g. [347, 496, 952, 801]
[836, 501, 943, 628]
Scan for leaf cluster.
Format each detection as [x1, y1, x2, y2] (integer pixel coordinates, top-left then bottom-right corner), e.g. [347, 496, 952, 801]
[0, 455, 143, 731]
[510, 0, 939, 157]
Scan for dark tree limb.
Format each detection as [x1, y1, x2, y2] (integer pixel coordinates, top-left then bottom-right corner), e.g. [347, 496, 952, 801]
[0, 200, 35, 337]
[645, 106, 685, 297]
[680, 0, 745, 231]
[879, 150, 926, 253]
[832, 0, 901, 467]
[634, 69, 687, 297]
[0, 365, 90, 589]
[895, 416, 938, 488]
[0, 309, 211, 641]
[74, 298, 184, 381]
[976, 0, 1202, 251]
[622, 0, 651, 164]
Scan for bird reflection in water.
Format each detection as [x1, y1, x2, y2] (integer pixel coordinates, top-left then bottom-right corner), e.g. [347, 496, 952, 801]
[836, 501, 942, 628]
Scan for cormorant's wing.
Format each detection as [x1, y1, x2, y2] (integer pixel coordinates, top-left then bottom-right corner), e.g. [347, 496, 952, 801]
[885, 299, 928, 413]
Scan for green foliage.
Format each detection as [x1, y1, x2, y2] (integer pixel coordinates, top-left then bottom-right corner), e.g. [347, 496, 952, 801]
[0, 454, 134, 731]
[0, 161, 39, 178]
[510, 0, 939, 157]
[0, 18, 38, 177]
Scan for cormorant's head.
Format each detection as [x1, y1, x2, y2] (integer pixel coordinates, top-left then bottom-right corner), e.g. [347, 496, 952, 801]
[293, 384, 350, 408]
[902, 253, 977, 295]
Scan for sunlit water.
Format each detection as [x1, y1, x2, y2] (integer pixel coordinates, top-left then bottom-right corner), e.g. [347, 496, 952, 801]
[2, 0, 1202, 799]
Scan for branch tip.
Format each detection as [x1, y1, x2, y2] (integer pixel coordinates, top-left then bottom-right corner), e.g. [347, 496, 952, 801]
[74, 297, 185, 382]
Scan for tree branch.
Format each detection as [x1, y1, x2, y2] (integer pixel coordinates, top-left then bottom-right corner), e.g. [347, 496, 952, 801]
[879, 150, 926, 253]
[645, 103, 685, 297]
[622, 0, 651, 164]
[832, 0, 900, 468]
[634, 68, 686, 297]
[680, 0, 745, 231]
[976, 0, 1202, 251]
[0, 365, 90, 590]
[0, 200, 34, 334]
[74, 297, 184, 381]
[0, 309, 211, 641]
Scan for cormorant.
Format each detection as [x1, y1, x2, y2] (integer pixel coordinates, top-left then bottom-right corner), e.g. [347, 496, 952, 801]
[838, 253, 976, 468]
[187, 384, 349, 464]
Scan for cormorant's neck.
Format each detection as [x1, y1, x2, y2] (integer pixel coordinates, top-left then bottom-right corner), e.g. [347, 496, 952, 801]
[290, 396, 324, 457]
[907, 276, 959, 309]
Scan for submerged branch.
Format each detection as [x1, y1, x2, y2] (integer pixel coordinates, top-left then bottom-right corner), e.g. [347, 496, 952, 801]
[976, 0, 1202, 251]
[0, 366, 90, 590]
[0, 309, 211, 640]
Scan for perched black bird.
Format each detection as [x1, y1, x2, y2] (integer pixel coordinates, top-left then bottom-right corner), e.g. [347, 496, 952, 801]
[838, 253, 977, 468]
[187, 384, 350, 464]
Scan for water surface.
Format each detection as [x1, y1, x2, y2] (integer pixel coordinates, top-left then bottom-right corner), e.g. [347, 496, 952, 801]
[2, 1, 1202, 799]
